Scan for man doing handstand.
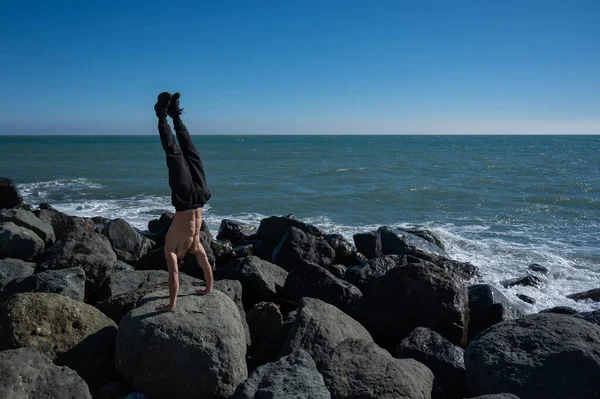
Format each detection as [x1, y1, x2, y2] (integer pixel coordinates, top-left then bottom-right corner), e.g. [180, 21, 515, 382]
[154, 92, 213, 311]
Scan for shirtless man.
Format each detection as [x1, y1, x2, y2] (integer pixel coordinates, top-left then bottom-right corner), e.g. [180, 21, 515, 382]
[154, 92, 213, 311]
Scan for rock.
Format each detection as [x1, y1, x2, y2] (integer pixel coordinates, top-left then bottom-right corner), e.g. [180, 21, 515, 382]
[327, 263, 347, 279]
[528, 263, 549, 275]
[574, 310, 600, 327]
[115, 260, 135, 271]
[272, 227, 336, 271]
[280, 297, 373, 370]
[246, 301, 283, 350]
[0, 222, 45, 260]
[439, 259, 482, 282]
[354, 262, 469, 349]
[464, 313, 600, 399]
[539, 306, 578, 315]
[1, 267, 86, 302]
[468, 395, 521, 399]
[0, 347, 92, 398]
[102, 218, 154, 264]
[257, 215, 323, 244]
[500, 274, 544, 289]
[0, 258, 36, 293]
[39, 232, 117, 299]
[375, 226, 448, 262]
[468, 284, 523, 341]
[217, 244, 253, 267]
[217, 219, 257, 246]
[213, 279, 252, 345]
[321, 339, 434, 399]
[396, 327, 466, 399]
[249, 239, 278, 261]
[95, 381, 130, 399]
[0, 292, 118, 390]
[345, 254, 414, 291]
[400, 227, 445, 250]
[211, 238, 233, 259]
[567, 287, 600, 302]
[0, 208, 55, 245]
[234, 349, 330, 399]
[0, 177, 23, 209]
[353, 231, 377, 259]
[35, 203, 96, 241]
[324, 234, 357, 265]
[247, 307, 298, 372]
[147, 218, 161, 233]
[148, 212, 174, 232]
[283, 262, 362, 309]
[516, 294, 536, 304]
[115, 288, 247, 399]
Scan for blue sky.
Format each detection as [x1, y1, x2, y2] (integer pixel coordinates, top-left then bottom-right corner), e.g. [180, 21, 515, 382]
[1, 0, 598, 134]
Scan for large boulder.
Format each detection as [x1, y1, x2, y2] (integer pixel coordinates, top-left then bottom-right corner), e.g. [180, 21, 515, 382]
[321, 339, 434, 399]
[345, 254, 415, 291]
[353, 231, 377, 259]
[574, 310, 600, 326]
[280, 297, 373, 370]
[217, 219, 257, 246]
[1, 267, 86, 302]
[102, 218, 154, 264]
[465, 313, 600, 399]
[0, 208, 56, 245]
[214, 256, 288, 308]
[257, 215, 323, 245]
[283, 262, 362, 309]
[468, 284, 523, 341]
[0, 222, 45, 260]
[213, 279, 252, 345]
[0, 177, 23, 209]
[115, 288, 248, 399]
[567, 287, 600, 302]
[0, 347, 92, 399]
[375, 226, 448, 262]
[246, 301, 283, 350]
[39, 232, 117, 299]
[216, 244, 254, 268]
[147, 212, 174, 233]
[396, 327, 466, 399]
[354, 262, 469, 349]
[0, 258, 36, 292]
[35, 203, 95, 241]
[324, 234, 357, 265]
[272, 227, 336, 271]
[439, 259, 482, 282]
[0, 292, 118, 390]
[233, 349, 331, 399]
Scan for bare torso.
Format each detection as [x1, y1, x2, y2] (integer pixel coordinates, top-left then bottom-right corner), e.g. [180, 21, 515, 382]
[165, 208, 203, 258]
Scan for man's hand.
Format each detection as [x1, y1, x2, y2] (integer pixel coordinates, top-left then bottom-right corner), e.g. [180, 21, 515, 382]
[195, 286, 212, 296]
[155, 303, 176, 311]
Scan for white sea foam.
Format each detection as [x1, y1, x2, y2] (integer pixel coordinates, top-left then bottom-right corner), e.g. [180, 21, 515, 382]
[18, 178, 104, 199]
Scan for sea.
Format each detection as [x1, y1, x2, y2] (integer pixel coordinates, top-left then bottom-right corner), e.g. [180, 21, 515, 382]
[1, 135, 598, 313]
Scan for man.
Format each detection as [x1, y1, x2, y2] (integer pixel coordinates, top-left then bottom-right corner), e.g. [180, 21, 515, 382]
[154, 92, 213, 311]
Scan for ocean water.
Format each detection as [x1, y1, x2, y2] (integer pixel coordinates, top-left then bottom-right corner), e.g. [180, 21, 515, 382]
[1, 134, 599, 313]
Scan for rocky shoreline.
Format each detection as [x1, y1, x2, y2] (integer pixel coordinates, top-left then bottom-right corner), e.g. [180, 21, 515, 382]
[1, 176, 599, 399]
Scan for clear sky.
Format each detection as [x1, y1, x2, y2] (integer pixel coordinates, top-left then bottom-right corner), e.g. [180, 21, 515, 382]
[1, 0, 598, 134]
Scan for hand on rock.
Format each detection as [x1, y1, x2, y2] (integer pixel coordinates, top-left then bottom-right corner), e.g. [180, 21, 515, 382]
[196, 287, 212, 296]
[155, 303, 176, 311]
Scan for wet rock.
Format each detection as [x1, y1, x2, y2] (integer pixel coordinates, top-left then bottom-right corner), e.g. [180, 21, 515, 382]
[500, 274, 544, 289]
[115, 288, 247, 399]
[400, 227, 445, 250]
[217, 219, 257, 246]
[516, 294, 536, 305]
[0, 208, 55, 245]
[574, 310, 600, 327]
[465, 313, 600, 399]
[539, 306, 578, 315]
[0, 347, 92, 399]
[1, 267, 86, 302]
[528, 263, 549, 275]
[439, 259, 482, 282]
[0, 177, 23, 209]
[257, 215, 323, 245]
[0, 258, 36, 293]
[375, 226, 448, 263]
[468, 284, 523, 341]
[0, 222, 45, 260]
[102, 218, 154, 264]
[567, 287, 600, 302]
[272, 227, 335, 271]
[324, 234, 357, 265]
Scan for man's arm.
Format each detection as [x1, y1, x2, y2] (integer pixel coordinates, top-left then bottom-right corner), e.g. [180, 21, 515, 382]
[194, 243, 213, 295]
[156, 250, 180, 311]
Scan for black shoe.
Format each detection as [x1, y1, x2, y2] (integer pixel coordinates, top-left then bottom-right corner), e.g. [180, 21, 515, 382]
[167, 92, 183, 118]
[155, 92, 172, 117]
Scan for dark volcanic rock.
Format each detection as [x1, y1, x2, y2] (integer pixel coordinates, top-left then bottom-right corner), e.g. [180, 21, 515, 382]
[353, 231, 377, 259]
[210, 238, 233, 259]
[539, 306, 578, 315]
[0, 177, 23, 209]
[345, 254, 413, 292]
[567, 287, 600, 302]
[115, 288, 247, 399]
[439, 259, 482, 282]
[465, 313, 600, 399]
[375, 226, 448, 262]
[500, 274, 545, 289]
[35, 204, 96, 241]
[217, 244, 253, 267]
[39, 232, 117, 299]
[272, 227, 335, 271]
[327, 263, 347, 279]
[516, 294, 536, 304]
[217, 219, 257, 246]
[1, 267, 86, 302]
[214, 256, 288, 308]
[574, 310, 600, 327]
[102, 218, 154, 264]
[246, 301, 283, 351]
[0, 258, 36, 292]
[249, 239, 278, 261]
[321, 339, 434, 399]
[283, 262, 362, 309]
[213, 279, 252, 345]
[147, 212, 174, 233]
[257, 215, 323, 244]
[401, 227, 445, 250]
[280, 297, 373, 370]
[468, 284, 523, 341]
[0, 208, 56, 245]
[0, 222, 45, 260]
[0, 292, 118, 390]
[0, 347, 92, 399]
[528, 263, 549, 275]
[324, 234, 357, 265]
[396, 327, 466, 399]
[233, 349, 331, 399]
[355, 262, 469, 349]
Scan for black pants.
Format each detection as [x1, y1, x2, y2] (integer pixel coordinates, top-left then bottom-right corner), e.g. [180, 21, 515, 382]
[158, 118, 211, 211]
